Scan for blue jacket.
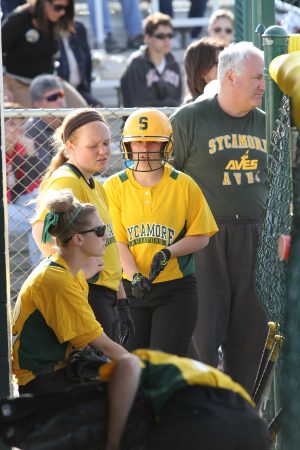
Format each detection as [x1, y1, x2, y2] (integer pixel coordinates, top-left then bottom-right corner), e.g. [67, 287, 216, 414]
[57, 21, 92, 92]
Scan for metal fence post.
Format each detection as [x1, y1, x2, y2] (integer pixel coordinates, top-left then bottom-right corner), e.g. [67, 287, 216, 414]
[234, 0, 253, 42]
[0, 5, 13, 450]
[252, 0, 275, 47]
[262, 26, 289, 153]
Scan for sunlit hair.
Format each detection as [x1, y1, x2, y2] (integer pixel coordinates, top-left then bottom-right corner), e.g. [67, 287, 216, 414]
[37, 108, 107, 199]
[218, 41, 264, 82]
[43, 189, 96, 246]
[184, 37, 225, 101]
[208, 8, 234, 27]
[143, 12, 173, 36]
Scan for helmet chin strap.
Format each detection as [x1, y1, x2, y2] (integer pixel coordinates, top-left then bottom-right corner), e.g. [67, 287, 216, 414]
[125, 158, 165, 172]
[122, 142, 169, 172]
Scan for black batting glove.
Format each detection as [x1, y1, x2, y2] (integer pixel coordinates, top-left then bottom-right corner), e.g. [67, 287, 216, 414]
[131, 272, 151, 299]
[149, 249, 171, 283]
[112, 298, 135, 345]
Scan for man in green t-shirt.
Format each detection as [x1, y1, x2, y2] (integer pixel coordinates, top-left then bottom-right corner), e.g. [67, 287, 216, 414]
[171, 42, 268, 394]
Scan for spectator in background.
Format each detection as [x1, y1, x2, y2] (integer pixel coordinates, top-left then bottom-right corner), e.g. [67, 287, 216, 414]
[5, 102, 42, 265]
[121, 12, 182, 107]
[159, 0, 208, 39]
[25, 75, 65, 175]
[2, 0, 87, 108]
[88, 0, 143, 52]
[208, 9, 234, 45]
[57, 20, 103, 106]
[183, 37, 225, 103]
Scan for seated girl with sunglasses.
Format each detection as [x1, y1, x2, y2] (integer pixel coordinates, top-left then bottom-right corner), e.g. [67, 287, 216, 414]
[12, 188, 134, 401]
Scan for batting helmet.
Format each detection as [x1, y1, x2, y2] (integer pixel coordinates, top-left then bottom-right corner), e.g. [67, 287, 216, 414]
[121, 108, 173, 171]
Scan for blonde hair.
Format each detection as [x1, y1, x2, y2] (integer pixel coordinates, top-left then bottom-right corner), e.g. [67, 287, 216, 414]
[209, 8, 234, 27]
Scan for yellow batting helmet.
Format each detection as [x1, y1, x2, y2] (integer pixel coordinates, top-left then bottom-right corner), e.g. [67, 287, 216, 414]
[121, 108, 173, 163]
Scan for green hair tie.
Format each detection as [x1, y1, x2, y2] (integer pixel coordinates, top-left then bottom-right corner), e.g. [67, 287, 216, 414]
[41, 212, 59, 244]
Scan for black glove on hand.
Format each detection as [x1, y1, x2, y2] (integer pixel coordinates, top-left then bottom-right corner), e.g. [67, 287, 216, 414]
[112, 298, 135, 345]
[149, 248, 171, 282]
[131, 272, 151, 299]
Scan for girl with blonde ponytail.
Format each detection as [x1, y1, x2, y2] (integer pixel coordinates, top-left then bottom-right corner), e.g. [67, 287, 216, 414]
[33, 108, 134, 346]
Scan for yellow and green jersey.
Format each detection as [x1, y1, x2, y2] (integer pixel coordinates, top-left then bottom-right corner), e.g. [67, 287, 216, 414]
[34, 163, 122, 291]
[104, 165, 218, 282]
[12, 253, 103, 386]
[100, 349, 254, 415]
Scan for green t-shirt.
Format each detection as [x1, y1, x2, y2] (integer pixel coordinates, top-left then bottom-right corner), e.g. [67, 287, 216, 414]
[171, 96, 267, 220]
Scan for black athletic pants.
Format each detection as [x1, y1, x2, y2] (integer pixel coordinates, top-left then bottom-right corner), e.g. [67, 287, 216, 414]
[123, 275, 197, 356]
[144, 386, 270, 450]
[188, 219, 268, 394]
[88, 284, 118, 339]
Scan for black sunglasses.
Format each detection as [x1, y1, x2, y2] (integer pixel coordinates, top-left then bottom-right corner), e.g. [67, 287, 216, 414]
[43, 90, 65, 102]
[153, 33, 174, 40]
[79, 225, 106, 238]
[50, 2, 68, 12]
[64, 225, 106, 243]
[213, 27, 233, 34]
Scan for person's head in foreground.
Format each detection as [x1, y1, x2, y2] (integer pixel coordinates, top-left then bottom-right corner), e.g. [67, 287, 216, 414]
[217, 41, 265, 116]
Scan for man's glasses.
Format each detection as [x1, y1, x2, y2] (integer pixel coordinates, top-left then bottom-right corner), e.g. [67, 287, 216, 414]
[64, 225, 106, 243]
[43, 90, 65, 102]
[153, 33, 174, 40]
[51, 3, 68, 12]
[213, 27, 233, 34]
[79, 225, 107, 238]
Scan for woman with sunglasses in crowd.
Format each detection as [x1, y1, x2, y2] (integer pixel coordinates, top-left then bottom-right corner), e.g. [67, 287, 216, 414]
[208, 9, 234, 45]
[32, 109, 134, 346]
[2, 0, 86, 107]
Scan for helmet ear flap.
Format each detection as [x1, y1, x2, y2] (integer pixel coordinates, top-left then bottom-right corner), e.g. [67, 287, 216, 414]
[122, 141, 133, 160]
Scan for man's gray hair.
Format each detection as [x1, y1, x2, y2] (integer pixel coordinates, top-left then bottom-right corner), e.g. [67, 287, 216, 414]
[218, 42, 264, 82]
[29, 74, 63, 104]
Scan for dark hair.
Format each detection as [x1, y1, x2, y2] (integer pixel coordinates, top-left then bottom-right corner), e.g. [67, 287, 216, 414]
[26, 0, 75, 34]
[143, 12, 173, 36]
[184, 37, 225, 100]
[43, 189, 96, 246]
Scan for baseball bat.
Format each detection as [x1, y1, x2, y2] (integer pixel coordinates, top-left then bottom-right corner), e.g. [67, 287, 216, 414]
[253, 335, 284, 408]
[252, 321, 277, 398]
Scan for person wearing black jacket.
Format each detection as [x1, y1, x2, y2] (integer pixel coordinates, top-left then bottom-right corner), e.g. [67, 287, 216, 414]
[121, 12, 182, 107]
[1, 0, 86, 108]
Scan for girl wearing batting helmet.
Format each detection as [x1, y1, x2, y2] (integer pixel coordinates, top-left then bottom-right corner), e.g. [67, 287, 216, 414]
[104, 108, 218, 355]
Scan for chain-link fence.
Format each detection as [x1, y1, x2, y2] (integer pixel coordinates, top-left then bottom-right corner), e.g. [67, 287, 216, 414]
[3, 107, 175, 303]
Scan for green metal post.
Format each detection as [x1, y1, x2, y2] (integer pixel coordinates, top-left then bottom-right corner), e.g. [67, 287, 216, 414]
[262, 26, 289, 153]
[234, 0, 253, 42]
[252, 0, 275, 47]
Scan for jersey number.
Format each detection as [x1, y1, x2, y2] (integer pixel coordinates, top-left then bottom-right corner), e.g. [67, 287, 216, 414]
[139, 117, 148, 130]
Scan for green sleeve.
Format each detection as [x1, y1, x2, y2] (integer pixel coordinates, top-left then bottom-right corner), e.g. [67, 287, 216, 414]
[170, 109, 189, 171]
